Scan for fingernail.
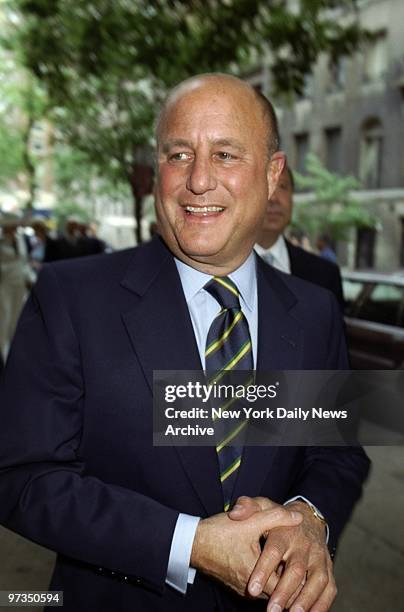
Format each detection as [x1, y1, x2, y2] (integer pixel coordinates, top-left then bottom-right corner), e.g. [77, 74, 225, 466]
[291, 607, 304, 612]
[291, 511, 302, 520]
[268, 604, 282, 612]
[249, 581, 262, 596]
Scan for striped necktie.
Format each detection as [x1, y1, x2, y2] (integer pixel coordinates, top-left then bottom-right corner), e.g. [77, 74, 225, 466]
[204, 276, 253, 511]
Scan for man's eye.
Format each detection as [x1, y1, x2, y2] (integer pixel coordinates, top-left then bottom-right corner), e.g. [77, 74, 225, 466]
[216, 151, 235, 161]
[168, 152, 190, 162]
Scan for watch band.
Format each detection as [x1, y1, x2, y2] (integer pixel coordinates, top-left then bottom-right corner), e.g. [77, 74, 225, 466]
[284, 496, 329, 537]
[302, 499, 327, 525]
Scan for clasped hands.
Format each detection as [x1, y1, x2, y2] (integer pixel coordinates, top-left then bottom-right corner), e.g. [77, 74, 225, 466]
[190, 496, 337, 611]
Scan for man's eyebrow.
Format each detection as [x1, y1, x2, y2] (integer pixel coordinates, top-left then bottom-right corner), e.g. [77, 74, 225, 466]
[161, 139, 192, 152]
[213, 138, 247, 153]
[161, 137, 247, 153]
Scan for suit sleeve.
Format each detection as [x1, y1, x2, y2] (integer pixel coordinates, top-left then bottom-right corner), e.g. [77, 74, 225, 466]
[331, 264, 344, 311]
[286, 292, 370, 555]
[0, 265, 179, 594]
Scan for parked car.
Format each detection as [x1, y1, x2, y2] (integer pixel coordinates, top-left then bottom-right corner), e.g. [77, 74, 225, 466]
[342, 270, 404, 369]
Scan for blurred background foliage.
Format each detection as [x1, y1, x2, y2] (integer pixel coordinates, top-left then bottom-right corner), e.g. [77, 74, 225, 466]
[293, 154, 377, 240]
[0, 0, 372, 241]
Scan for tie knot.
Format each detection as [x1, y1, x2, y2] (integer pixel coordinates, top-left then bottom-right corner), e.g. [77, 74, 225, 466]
[204, 276, 241, 310]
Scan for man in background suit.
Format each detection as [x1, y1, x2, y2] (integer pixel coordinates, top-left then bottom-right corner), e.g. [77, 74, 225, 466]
[0, 74, 369, 611]
[255, 165, 344, 308]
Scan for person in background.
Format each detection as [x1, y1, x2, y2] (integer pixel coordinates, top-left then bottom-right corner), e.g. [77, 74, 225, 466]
[149, 221, 159, 239]
[86, 221, 113, 253]
[76, 221, 109, 256]
[46, 216, 108, 261]
[316, 233, 338, 264]
[255, 164, 344, 308]
[44, 215, 82, 261]
[288, 227, 313, 252]
[0, 213, 34, 361]
[27, 217, 54, 273]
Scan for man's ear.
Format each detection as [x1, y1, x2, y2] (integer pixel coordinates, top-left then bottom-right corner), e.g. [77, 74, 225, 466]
[267, 152, 286, 199]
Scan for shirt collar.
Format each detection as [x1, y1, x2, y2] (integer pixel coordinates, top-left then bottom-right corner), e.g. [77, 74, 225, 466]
[254, 235, 290, 273]
[175, 252, 256, 312]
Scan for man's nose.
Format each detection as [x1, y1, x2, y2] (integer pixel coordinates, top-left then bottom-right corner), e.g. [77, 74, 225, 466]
[186, 155, 217, 194]
[268, 191, 280, 207]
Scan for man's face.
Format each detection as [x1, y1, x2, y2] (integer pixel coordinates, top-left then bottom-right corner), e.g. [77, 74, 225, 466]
[155, 79, 284, 274]
[261, 166, 293, 239]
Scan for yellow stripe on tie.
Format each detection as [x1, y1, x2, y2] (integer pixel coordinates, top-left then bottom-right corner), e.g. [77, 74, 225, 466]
[224, 340, 252, 371]
[205, 311, 243, 357]
[214, 277, 239, 297]
[221, 456, 241, 483]
[216, 419, 248, 453]
[224, 501, 231, 512]
[209, 340, 252, 384]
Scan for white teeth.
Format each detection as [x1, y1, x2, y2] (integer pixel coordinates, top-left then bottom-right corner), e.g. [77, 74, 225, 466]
[185, 206, 224, 213]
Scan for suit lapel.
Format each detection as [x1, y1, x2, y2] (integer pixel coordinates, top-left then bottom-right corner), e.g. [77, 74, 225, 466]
[286, 239, 306, 279]
[120, 238, 223, 516]
[234, 257, 304, 500]
[256, 255, 303, 371]
[120, 239, 201, 389]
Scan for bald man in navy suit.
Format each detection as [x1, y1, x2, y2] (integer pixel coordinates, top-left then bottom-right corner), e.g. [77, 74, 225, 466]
[0, 75, 368, 612]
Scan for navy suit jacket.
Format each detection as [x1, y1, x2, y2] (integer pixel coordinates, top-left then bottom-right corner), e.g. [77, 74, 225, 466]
[0, 237, 369, 611]
[286, 240, 344, 308]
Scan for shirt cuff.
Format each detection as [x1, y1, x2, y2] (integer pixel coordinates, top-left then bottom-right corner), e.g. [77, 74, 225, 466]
[166, 513, 200, 594]
[284, 495, 329, 544]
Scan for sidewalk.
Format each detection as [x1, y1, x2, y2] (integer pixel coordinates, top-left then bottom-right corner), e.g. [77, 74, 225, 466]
[0, 445, 403, 611]
[333, 445, 404, 611]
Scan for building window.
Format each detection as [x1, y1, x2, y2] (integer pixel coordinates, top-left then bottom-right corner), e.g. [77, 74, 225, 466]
[355, 227, 376, 269]
[328, 56, 347, 91]
[296, 73, 314, 100]
[325, 127, 342, 174]
[359, 118, 383, 188]
[294, 133, 310, 175]
[363, 31, 388, 83]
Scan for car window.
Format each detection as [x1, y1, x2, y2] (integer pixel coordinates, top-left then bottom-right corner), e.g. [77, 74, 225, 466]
[343, 279, 367, 314]
[356, 283, 404, 326]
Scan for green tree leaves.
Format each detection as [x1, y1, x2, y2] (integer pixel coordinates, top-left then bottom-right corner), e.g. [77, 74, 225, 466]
[293, 154, 376, 240]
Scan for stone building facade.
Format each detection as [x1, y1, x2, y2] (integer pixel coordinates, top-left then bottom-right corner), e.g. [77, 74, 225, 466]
[246, 0, 404, 270]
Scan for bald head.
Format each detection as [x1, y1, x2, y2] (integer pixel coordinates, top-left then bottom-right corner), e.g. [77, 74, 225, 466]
[156, 73, 279, 158]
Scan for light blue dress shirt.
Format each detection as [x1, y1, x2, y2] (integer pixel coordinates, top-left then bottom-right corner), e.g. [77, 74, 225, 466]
[166, 253, 257, 594]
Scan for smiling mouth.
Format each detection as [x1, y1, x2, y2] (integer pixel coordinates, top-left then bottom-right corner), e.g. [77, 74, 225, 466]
[266, 209, 283, 216]
[184, 206, 225, 215]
